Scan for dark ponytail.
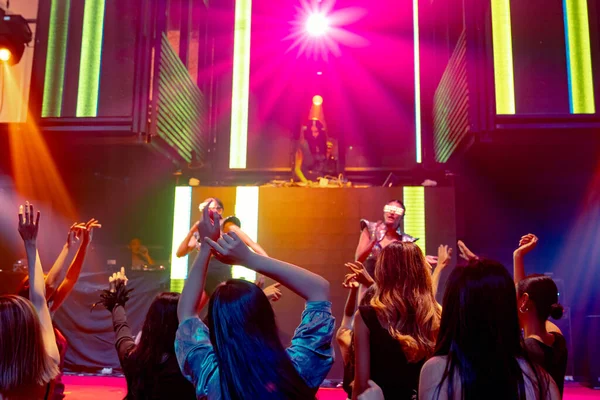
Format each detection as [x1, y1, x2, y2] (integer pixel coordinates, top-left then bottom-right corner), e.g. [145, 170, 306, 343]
[549, 303, 564, 320]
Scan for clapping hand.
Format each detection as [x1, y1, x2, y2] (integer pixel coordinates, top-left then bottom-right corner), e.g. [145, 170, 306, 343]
[343, 273, 359, 289]
[263, 283, 282, 302]
[205, 231, 252, 265]
[345, 261, 374, 287]
[18, 202, 41, 243]
[437, 245, 453, 268]
[457, 240, 478, 262]
[514, 233, 538, 257]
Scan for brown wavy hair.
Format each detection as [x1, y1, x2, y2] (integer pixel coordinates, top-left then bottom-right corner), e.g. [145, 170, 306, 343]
[369, 242, 441, 362]
[0, 295, 59, 393]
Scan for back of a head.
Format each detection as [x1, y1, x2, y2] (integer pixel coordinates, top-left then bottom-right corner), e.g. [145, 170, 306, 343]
[208, 280, 315, 400]
[370, 242, 440, 362]
[435, 260, 531, 399]
[0, 295, 58, 393]
[517, 274, 564, 321]
[129, 292, 181, 395]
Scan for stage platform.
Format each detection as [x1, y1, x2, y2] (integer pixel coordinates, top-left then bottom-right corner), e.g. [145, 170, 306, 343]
[61, 375, 600, 400]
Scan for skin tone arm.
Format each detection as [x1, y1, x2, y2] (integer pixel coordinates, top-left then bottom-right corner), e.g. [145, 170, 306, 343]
[206, 233, 330, 302]
[352, 310, 371, 400]
[337, 275, 359, 363]
[44, 224, 79, 299]
[176, 221, 199, 258]
[224, 224, 268, 256]
[355, 228, 376, 262]
[50, 219, 100, 314]
[19, 203, 60, 365]
[178, 207, 221, 322]
[432, 245, 453, 297]
[294, 148, 309, 184]
[513, 234, 538, 284]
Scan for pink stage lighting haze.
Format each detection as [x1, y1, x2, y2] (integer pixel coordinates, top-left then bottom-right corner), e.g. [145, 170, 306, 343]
[306, 13, 330, 36]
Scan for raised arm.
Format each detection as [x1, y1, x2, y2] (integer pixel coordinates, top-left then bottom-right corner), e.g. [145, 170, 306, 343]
[50, 219, 101, 313]
[513, 234, 538, 284]
[337, 273, 359, 364]
[176, 221, 199, 258]
[432, 245, 452, 297]
[44, 224, 79, 299]
[355, 228, 376, 263]
[178, 206, 221, 322]
[206, 232, 330, 302]
[18, 203, 60, 366]
[352, 310, 371, 400]
[294, 148, 309, 184]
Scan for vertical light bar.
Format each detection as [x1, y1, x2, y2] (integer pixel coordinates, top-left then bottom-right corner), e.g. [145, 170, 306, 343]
[563, 0, 595, 114]
[170, 186, 193, 292]
[76, 0, 106, 117]
[490, 0, 516, 114]
[232, 186, 259, 281]
[42, 0, 71, 117]
[229, 0, 252, 169]
[413, 0, 422, 163]
[403, 186, 426, 255]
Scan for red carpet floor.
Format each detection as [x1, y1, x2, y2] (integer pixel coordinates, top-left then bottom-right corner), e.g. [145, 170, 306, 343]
[62, 375, 599, 400]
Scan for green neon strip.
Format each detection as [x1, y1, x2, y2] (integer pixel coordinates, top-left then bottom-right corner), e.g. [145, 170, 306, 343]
[229, 0, 252, 169]
[232, 186, 259, 281]
[42, 0, 71, 117]
[413, 0, 422, 163]
[170, 186, 193, 292]
[490, 0, 516, 115]
[403, 186, 426, 255]
[76, 0, 106, 117]
[563, 0, 595, 114]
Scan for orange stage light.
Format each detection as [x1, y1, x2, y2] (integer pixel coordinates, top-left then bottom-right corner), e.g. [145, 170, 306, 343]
[0, 48, 11, 62]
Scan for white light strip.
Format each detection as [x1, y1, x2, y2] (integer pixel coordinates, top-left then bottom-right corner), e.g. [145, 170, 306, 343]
[171, 186, 193, 281]
[232, 186, 259, 281]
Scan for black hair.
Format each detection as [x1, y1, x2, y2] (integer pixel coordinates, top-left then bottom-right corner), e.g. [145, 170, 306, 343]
[386, 199, 406, 213]
[128, 292, 182, 398]
[517, 274, 564, 320]
[434, 260, 551, 400]
[208, 279, 315, 400]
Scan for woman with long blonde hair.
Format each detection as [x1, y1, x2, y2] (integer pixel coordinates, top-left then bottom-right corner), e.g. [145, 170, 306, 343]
[353, 241, 445, 400]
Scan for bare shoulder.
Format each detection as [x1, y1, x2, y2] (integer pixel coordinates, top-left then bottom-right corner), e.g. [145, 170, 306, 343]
[419, 356, 449, 400]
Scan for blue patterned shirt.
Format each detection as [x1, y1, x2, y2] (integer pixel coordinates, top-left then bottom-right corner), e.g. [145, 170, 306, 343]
[175, 301, 335, 399]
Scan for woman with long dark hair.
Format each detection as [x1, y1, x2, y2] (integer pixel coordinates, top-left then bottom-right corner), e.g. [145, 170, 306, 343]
[353, 242, 444, 400]
[96, 268, 195, 399]
[0, 203, 59, 399]
[514, 234, 568, 395]
[176, 205, 334, 399]
[419, 259, 559, 400]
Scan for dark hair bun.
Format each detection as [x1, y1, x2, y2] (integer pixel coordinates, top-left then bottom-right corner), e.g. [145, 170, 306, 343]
[550, 303, 564, 320]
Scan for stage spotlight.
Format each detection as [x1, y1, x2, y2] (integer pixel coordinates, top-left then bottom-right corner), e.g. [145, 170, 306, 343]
[0, 11, 33, 66]
[306, 13, 329, 37]
[0, 47, 11, 61]
[312, 95, 323, 106]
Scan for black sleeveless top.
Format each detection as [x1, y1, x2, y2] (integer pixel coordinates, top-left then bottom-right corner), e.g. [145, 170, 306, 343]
[359, 306, 424, 400]
[524, 332, 568, 395]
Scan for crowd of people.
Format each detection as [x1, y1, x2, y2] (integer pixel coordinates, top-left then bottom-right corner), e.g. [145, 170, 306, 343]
[0, 199, 567, 400]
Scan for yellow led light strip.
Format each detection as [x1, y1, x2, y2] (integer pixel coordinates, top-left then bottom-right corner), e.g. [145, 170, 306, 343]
[229, 0, 252, 169]
[170, 186, 192, 292]
[563, 0, 595, 114]
[490, 0, 516, 115]
[232, 186, 259, 281]
[403, 186, 426, 255]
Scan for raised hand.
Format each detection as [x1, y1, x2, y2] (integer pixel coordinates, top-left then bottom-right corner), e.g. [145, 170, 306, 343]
[18, 202, 41, 243]
[342, 273, 359, 289]
[66, 223, 82, 249]
[109, 267, 128, 292]
[457, 240, 478, 262]
[514, 233, 538, 257]
[198, 201, 221, 242]
[80, 218, 101, 245]
[425, 255, 439, 265]
[263, 282, 282, 302]
[345, 261, 374, 287]
[205, 231, 252, 265]
[437, 245, 453, 268]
